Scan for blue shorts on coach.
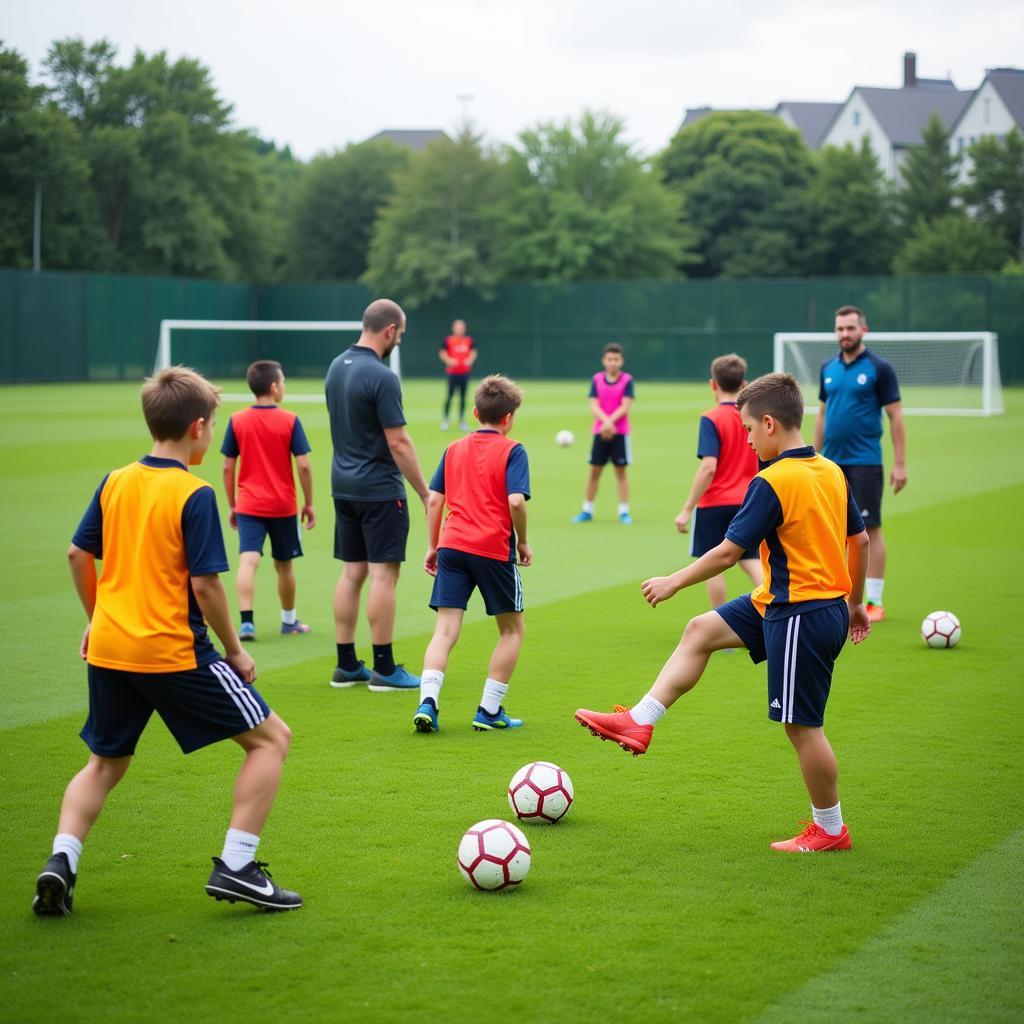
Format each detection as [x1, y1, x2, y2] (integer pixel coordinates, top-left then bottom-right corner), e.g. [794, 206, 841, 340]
[716, 594, 849, 727]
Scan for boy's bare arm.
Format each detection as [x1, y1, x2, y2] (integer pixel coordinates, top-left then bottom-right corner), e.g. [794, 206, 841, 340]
[191, 574, 256, 681]
[813, 403, 826, 452]
[509, 493, 532, 566]
[847, 529, 870, 643]
[676, 456, 718, 532]
[641, 539, 744, 607]
[424, 490, 445, 575]
[384, 426, 430, 506]
[589, 397, 614, 432]
[295, 453, 315, 528]
[68, 544, 97, 659]
[607, 396, 633, 424]
[222, 457, 238, 528]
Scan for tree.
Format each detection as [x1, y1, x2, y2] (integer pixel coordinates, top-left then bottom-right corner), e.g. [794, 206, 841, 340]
[496, 111, 695, 281]
[960, 129, 1024, 260]
[894, 113, 960, 229]
[805, 140, 896, 275]
[285, 140, 409, 281]
[364, 128, 508, 305]
[892, 213, 1010, 273]
[659, 112, 815, 277]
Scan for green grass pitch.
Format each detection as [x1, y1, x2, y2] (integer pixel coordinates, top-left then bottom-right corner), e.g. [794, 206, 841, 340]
[1, 377, 1022, 1023]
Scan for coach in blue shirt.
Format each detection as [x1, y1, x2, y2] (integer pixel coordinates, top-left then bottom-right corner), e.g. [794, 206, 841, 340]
[814, 305, 907, 624]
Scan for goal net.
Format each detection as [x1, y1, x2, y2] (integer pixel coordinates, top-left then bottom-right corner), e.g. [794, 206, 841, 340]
[154, 319, 400, 392]
[773, 332, 1003, 416]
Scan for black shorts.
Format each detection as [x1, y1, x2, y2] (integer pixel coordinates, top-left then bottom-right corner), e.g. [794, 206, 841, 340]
[716, 595, 849, 727]
[429, 548, 524, 616]
[690, 505, 759, 560]
[81, 661, 270, 757]
[333, 497, 410, 563]
[838, 465, 883, 528]
[236, 513, 303, 561]
[589, 434, 631, 466]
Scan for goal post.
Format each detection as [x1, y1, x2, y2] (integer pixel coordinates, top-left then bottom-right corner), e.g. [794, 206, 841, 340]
[773, 332, 1003, 416]
[154, 319, 401, 379]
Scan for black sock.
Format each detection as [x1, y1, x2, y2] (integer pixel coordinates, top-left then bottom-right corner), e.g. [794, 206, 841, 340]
[337, 643, 359, 672]
[241, 610, 254, 625]
[373, 643, 396, 676]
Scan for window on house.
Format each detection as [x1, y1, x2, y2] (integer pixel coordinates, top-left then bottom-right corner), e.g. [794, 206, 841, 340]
[852, 110, 861, 127]
[958, 137, 965, 151]
[983, 98, 990, 125]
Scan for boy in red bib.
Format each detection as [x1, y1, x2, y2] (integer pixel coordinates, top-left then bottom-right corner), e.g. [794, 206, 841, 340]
[439, 319, 478, 431]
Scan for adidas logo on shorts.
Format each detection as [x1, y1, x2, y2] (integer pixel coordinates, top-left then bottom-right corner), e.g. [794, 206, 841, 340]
[770, 698, 782, 709]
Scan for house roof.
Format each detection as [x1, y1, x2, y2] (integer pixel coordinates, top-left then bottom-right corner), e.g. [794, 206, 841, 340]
[988, 68, 1024, 126]
[850, 86, 972, 146]
[775, 102, 842, 147]
[679, 106, 772, 131]
[366, 129, 450, 151]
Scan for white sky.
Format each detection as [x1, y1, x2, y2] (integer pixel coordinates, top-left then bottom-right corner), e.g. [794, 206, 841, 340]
[8, 0, 1023, 159]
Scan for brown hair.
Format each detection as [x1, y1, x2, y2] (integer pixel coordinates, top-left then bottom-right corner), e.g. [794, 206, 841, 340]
[710, 353, 747, 393]
[474, 374, 523, 424]
[363, 298, 404, 334]
[736, 372, 804, 429]
[247, 359, 283, 398]
[603, 342, 623, 356]
[835, 305, 866, 324]
[141, 366, 220, 441]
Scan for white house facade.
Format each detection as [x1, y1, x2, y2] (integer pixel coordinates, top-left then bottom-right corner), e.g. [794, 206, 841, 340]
[949, 69, 1024, 182]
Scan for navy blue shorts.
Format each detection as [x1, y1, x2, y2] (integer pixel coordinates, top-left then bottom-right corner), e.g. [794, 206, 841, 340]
[716, 595, 849, 727]
[589, 434, 631, 466]
[690, 505, 759, 560]
[430, 548, 524, 616]
[81, 661, 270, 757]
[333, 497, 409, 563]
[237, 513, 303, 561]
[839, 464, 883, 528]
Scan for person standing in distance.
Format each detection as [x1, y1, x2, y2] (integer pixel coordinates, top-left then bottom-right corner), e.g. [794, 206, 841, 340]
[326, 299, 430, 691]
[439, 319, 477, 431]
[815, 306, 906, 623]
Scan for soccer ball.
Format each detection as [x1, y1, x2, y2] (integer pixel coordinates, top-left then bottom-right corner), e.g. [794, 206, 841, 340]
[507, 761, 574, 824]
[457, 819, 532, 891]
[921, 611, 961, 648]
[555, 429, 575, 447]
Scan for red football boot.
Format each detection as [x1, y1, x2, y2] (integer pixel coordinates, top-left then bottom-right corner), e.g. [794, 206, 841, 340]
[574, 705, 653, 756]
[770, 821, 852, 852]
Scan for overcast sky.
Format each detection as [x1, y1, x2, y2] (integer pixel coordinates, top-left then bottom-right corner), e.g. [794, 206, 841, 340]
[9, 0, 1023, 159]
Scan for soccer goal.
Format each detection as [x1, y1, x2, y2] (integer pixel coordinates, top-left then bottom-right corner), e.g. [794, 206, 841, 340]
[154, 319, 401, 386]
[773, 332, 1003, 416]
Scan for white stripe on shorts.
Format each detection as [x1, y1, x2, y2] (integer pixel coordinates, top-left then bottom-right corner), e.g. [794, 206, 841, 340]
[209, 661, 264, 731]
[781, 615, 802, 724]
[514, 563, 524, 612]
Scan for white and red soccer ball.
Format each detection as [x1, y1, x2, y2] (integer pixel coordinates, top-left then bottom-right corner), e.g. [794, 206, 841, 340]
[921, 610, 961, 648]
[507, 761, 574, 824]
[457, 819, 532, 891]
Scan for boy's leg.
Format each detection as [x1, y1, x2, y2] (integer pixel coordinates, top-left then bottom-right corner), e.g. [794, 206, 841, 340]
[56, 754, 132, 841]
[784, 723, 838, 809]
[486, 611, 524, 684]
[705, 574, 728, 608]
[275, 558, 309, 634]
[739, 557, 764, 588]
[585, 464, 603, 502]
[237, 552, 260, 637]
[415, 607, 464, 732]
[613, 464, 629, 504]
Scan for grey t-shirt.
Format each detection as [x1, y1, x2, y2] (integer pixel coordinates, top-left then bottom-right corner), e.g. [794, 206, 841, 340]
[325, 345, 407, 500]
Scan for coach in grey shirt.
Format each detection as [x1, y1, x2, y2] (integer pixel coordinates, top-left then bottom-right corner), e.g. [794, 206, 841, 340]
[325, 298, 430, 692]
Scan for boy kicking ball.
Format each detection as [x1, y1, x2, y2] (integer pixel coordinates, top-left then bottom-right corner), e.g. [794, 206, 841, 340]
[414, 375, 531, 734]
[576, 373, 871, 852]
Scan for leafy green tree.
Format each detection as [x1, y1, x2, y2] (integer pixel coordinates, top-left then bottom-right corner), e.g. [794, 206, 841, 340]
[497, 111, 695, 281]
[806, 140, 896, 275]
[659, 111, 815, 277]
[364, 128, 507, 305]
[285, 140, 409, 281]
[893, 213, 1010, 272]
[894, 114, 960, 229]
[960, 129, 1024, 260]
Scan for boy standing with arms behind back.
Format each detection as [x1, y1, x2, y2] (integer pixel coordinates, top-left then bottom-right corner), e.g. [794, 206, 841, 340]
[414, 375, 531, 734]
[222, 360, 315, 640]
[35, 367, 299, 916]
[576, 373, 870, 852]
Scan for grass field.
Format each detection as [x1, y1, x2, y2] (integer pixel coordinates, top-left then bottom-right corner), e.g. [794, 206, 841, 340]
[1, 377, 1022, 1023]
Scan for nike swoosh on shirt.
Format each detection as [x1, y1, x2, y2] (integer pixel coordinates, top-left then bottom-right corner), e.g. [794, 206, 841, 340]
[343, 359, 353, 364]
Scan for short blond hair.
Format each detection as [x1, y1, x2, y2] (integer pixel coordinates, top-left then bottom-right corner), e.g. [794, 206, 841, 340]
[474, 374, 523, 424]
[141, 366, 221, 441]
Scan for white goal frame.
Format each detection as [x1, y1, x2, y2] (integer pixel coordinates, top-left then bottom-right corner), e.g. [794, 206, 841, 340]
[773, 331, 1003, 416]
[155, 319, 401, 380]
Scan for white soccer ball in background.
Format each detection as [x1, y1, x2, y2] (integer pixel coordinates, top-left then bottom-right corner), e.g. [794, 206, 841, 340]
[508, 761, 574, 824]
[921, 611, 961, 648]
[457, 819, 532, 891]
[555, 429, 575, 447]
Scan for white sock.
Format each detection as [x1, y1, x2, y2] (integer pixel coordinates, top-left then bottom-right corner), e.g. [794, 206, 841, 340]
[582, 500, 595, 515]
[421, 669, 444, 706]
[480, 678, 509, 715]
[221, 828, 260, 871]
[618, 502, 630, 515]
[865, 578, 884, 606]
[812, 802, 844, 836]
[281, 608, 297, 625]
[628, 694, 666, 726]
[53, 833, 83, 874]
